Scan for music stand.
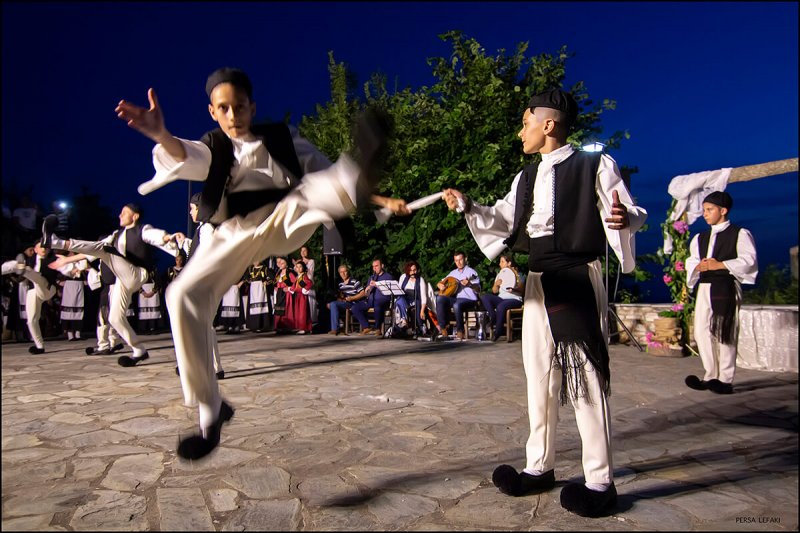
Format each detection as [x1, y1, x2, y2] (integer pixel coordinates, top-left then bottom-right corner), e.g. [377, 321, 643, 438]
[605, 244, 644, 352]
[375, 280, 406, 336]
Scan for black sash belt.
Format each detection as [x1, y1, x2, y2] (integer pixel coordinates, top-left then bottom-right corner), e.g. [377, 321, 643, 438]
[226, 188, 294, 218]
[698, 272, 738, 345]
[541, 262, 610, 406]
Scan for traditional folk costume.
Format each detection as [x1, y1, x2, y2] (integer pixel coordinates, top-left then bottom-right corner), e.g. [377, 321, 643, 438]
[274, 267, 297, 333]
[458, 89, 647, 517]
[283, 270, 313, 334]
[1, 249, 58, 353]
[85, 262, 123, 355]
[137, 272, 163, 334]
[137, 68, 384, 460]
[302, 258, 318, 324]
[176, 204, 224, 378]
[58, 258, 89, 340]
[245, 262, 273, 332]
[43, 208, 180, 363]
[217, 281, 245, 333]
[685, 192, 757, 395]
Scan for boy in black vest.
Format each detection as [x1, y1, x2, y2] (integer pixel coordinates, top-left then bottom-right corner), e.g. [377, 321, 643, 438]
[114, 67, 408, 461]
[443, 88, 647, 517]
[2, 242, 58, 354]
[684, 191, 758, 395]
[42, 203, 183, 365]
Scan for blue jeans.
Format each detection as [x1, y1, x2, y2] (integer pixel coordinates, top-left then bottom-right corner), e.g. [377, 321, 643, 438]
[435, 295, 477, 332]
[479, 294, 522, 337]
[329, 300, 352, 331]
[351, 294, 391, 330]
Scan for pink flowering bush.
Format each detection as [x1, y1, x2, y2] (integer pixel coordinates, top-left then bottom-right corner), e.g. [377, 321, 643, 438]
[672, 220, 689, 234]
[658, 199, 696, 343]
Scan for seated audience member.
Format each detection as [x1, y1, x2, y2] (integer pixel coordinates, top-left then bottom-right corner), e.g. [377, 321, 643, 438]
[479, 254, 524, 341]
[435, 251, 481, 340]
[395, 260, 435, 335]
[327, 264, 364, 335]
[350, 258, 395, 336]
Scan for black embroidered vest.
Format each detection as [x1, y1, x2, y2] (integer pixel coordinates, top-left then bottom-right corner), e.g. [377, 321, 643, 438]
[504, 151, 605, 256]
[196, 123, 305, 222]
[697, 223, 741, 283]
[112, 224, 155, 270]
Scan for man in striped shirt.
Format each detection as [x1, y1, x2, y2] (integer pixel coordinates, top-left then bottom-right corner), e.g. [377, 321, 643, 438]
[327, 264, 364, 335]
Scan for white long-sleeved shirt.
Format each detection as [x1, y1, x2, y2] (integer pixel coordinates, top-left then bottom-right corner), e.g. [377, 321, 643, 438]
[141, 126, 332, 224]
[180, 221, 215, 257]
[464, 144, 648, 273]
[685, 220, 758, 290]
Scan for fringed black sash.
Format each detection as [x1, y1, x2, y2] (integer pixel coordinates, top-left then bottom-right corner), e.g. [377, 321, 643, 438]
[541, 264, 610, 406]
[702, 274, 738, 345]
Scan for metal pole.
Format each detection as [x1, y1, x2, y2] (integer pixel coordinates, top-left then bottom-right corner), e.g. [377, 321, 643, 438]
[186, 182, 193, 236]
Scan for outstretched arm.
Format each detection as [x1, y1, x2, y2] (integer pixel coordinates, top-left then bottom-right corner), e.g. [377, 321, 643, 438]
[48, 253, 93, 271]
[116, 88, 186, 162]
[371, 195, 410, 215]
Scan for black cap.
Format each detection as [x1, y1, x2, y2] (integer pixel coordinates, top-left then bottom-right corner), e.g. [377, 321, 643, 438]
[528, 88, 578, 126]
[205, 67, 253, 100]
[190, 192, 202, 206]
[703, 191, 733, 210]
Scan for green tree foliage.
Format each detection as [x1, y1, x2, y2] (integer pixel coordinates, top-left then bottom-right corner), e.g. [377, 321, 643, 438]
[299, 31, 634, 286]
[742, 264, 799, 305]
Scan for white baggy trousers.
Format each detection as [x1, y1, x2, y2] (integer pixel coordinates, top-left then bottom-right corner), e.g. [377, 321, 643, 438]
[165, 156, 361, 419]
[65, 241, 149, 357]
[2, 261, 57, 349]
[521, 260, 614, 485]
[693, 283, 740, 384]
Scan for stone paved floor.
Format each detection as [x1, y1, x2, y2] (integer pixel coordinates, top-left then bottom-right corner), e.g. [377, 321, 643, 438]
[1, 331, 797, 531]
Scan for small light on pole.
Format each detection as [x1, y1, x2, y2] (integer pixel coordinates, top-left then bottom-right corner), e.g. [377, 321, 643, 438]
[581, 141, 606, 153]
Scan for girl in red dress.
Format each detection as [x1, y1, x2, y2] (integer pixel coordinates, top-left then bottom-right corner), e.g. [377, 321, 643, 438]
[285, 260, 313, 334]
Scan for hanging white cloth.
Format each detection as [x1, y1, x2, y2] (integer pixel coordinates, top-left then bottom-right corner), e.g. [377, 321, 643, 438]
[663, 168, 731, 255]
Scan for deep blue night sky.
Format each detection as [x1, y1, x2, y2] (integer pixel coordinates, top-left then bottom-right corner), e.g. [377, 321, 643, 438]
[2, 2, 797, 301]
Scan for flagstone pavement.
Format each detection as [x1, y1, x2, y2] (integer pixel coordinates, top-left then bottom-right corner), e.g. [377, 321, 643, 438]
[2, 331, 797, 531]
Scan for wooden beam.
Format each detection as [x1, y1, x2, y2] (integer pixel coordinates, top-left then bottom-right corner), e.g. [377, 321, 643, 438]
[729, 158, 798, 183]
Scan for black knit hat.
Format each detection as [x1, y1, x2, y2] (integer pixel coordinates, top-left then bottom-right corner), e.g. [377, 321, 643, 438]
[189, 192, 202, 206]
[528, 88, 579, 126]
[205, 67, 253, 100]
[703, 191, 733, 210]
